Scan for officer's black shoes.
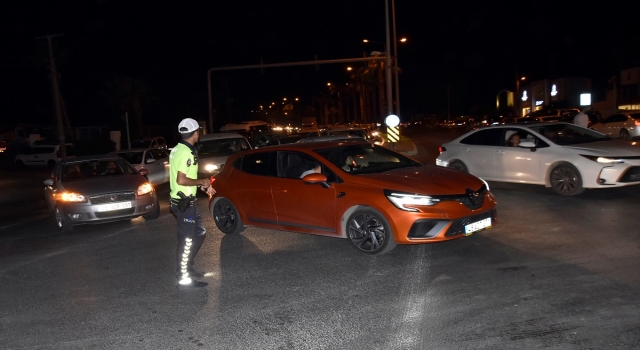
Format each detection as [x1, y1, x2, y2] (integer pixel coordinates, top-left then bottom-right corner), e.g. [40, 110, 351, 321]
[177, 280, 208, 289]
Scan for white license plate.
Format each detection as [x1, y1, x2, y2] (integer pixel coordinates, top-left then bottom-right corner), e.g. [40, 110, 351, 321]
[95, 202, 132, 212]
[464, 217, 491, 235]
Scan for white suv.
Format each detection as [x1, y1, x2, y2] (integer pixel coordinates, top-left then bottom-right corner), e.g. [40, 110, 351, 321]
[15, 143, 75, 168]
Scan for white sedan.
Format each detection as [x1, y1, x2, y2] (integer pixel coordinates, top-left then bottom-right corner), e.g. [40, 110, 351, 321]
[435, 122, 640, 196]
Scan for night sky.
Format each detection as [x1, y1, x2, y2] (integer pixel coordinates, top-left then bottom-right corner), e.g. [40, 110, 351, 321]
[2, 1, 639, 129]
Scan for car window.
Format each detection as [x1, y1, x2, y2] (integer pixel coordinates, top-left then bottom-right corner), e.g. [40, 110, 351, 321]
[33, 147, 55, 154]
[236, 152, 271, 176]
[314, 144, 421, 175]
[629, 113, 640, 120]
[460, 129, 502, 146]
[199, 137, 251, 157]
[116, 151, 143, 165]
[529, 123, 610, 145]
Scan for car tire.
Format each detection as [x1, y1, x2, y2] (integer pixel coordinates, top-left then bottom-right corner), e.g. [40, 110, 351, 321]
[346, 208, 397, 255]
[448, 160, 468, 173]
[212, 198, 245, 234]
[143, 199, 160, 220]
[620, 129, 630, 140]
[549, 163, 585, 196]
[54, 206, 74, 232]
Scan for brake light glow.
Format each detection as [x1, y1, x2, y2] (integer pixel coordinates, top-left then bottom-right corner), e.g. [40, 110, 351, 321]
[635, 120, 640, 126]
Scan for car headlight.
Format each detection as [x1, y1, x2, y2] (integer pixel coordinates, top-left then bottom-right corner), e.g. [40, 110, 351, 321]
[204, 164, 219, 172]
[56, 192, 87, 202]
[384, 190, 439, 212]
[580, 155, 624, 164]
[371, 131, 379, 136]
[137, 182, 154, 196]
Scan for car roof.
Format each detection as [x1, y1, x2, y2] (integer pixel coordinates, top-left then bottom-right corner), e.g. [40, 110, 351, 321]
[297, 135, 368, 143]
[110, 148, 153, 153]
[199, 132, 247, 141]
[247, 139, 370, 152]
[60, 154, 122, 163]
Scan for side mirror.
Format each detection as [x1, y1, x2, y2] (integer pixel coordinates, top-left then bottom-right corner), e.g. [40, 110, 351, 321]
[519, 141, 536, 148]
[146, 158, 156, 164]
[139, 169, 149, 176]
[43, 178, 54, 186]
[302, 173, 331, 188]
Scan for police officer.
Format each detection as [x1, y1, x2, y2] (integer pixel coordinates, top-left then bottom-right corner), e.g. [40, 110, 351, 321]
[170, 118, 215, 289]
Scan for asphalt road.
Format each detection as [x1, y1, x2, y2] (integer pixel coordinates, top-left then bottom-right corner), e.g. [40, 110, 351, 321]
[0, 129, 639, 349]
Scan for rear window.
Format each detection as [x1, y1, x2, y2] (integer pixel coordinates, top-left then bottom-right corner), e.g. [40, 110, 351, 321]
[630, 113, 640, 120]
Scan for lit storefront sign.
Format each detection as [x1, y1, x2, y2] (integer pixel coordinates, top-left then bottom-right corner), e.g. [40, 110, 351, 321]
[521, 91, 528, 101]
[550, 84, 558, 97]
[580, 93, 591, 106]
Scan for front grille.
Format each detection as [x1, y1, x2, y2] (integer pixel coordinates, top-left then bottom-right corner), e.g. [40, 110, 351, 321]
[435, 185, 487, 210]
[90, 192, 135, 204]
[445, 209, 495, 237]
[618, 166, 640, 183]
[95, 208, 135, 218]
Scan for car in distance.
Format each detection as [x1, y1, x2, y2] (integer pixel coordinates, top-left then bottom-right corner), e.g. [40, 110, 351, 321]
[209, 140, 497, 255]
[110, 148, 170, 185]
[196, 132, 252, 177]
[131, 136, 168, 150]
[15, 143, 75, 168]
[435, 122, 640, 196]
[43, 155, 160, 231]
[590, 112, 640, 140]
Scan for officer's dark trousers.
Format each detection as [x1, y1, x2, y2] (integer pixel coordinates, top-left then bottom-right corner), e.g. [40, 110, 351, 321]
[171, 202, 206, 279]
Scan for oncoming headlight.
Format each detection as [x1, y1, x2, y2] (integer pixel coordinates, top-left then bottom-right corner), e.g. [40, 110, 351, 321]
[57, 192, 87, 202]
[204, 164, 219, 172]
[137, 182, 154, 196]
[384, 190, 439, 212]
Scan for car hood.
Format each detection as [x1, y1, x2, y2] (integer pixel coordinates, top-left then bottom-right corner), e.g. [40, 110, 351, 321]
[61, 175, 147, 196]
[358, 165, 485, 195]
[563, 140, 640, 156]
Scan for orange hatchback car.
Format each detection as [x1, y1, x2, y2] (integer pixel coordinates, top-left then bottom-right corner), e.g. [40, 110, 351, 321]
[210, 140, 497, 255]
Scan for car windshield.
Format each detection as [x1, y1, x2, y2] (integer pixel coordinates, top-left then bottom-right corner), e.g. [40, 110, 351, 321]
[198, 138, 250, 157]
[314, 144, 422, 174]
[62, 159, 137, 181]
[115, 151, 143, 165]
[529, 123, 611, 145]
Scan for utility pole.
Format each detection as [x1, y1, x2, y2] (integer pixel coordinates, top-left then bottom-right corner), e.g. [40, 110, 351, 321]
[36, 34, 66, 159]
[391, 0, 401, 117]
[384, 0, 393, 117]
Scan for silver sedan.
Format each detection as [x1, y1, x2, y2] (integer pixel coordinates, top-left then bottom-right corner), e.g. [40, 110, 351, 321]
[110, 148, 170, 185]
[43, 155, 160, 231]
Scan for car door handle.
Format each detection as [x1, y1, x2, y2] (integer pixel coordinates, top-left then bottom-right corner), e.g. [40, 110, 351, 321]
[496, 150, 505, 155]
[465, 148, 473, 153]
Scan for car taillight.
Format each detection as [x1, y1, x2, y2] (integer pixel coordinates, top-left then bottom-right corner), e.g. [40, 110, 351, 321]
[210, 176, 216, 186]
[635, 120, 640, 126]
[438, 146, 446, 153]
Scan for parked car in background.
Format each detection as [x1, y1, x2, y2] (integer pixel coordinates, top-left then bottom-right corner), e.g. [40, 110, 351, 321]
[590, 112, 640, 140]
[210, 140, 497, 255]
[196, 132, 252, 177]
[14, 143, 75, 168]
[43, 155, 159, 231]
[131, 136, 167, 150]
[436, 122, 640, 196]
[110, 148, 170, 185]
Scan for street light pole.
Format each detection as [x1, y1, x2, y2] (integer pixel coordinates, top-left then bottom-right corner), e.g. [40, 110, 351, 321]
[391, 0, 400, 117]
[384, 0, 393, 117]
[36, 33, 66, 159]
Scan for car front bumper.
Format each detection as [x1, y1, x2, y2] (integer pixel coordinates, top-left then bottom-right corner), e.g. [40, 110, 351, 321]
[57, 192, 158, 225]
